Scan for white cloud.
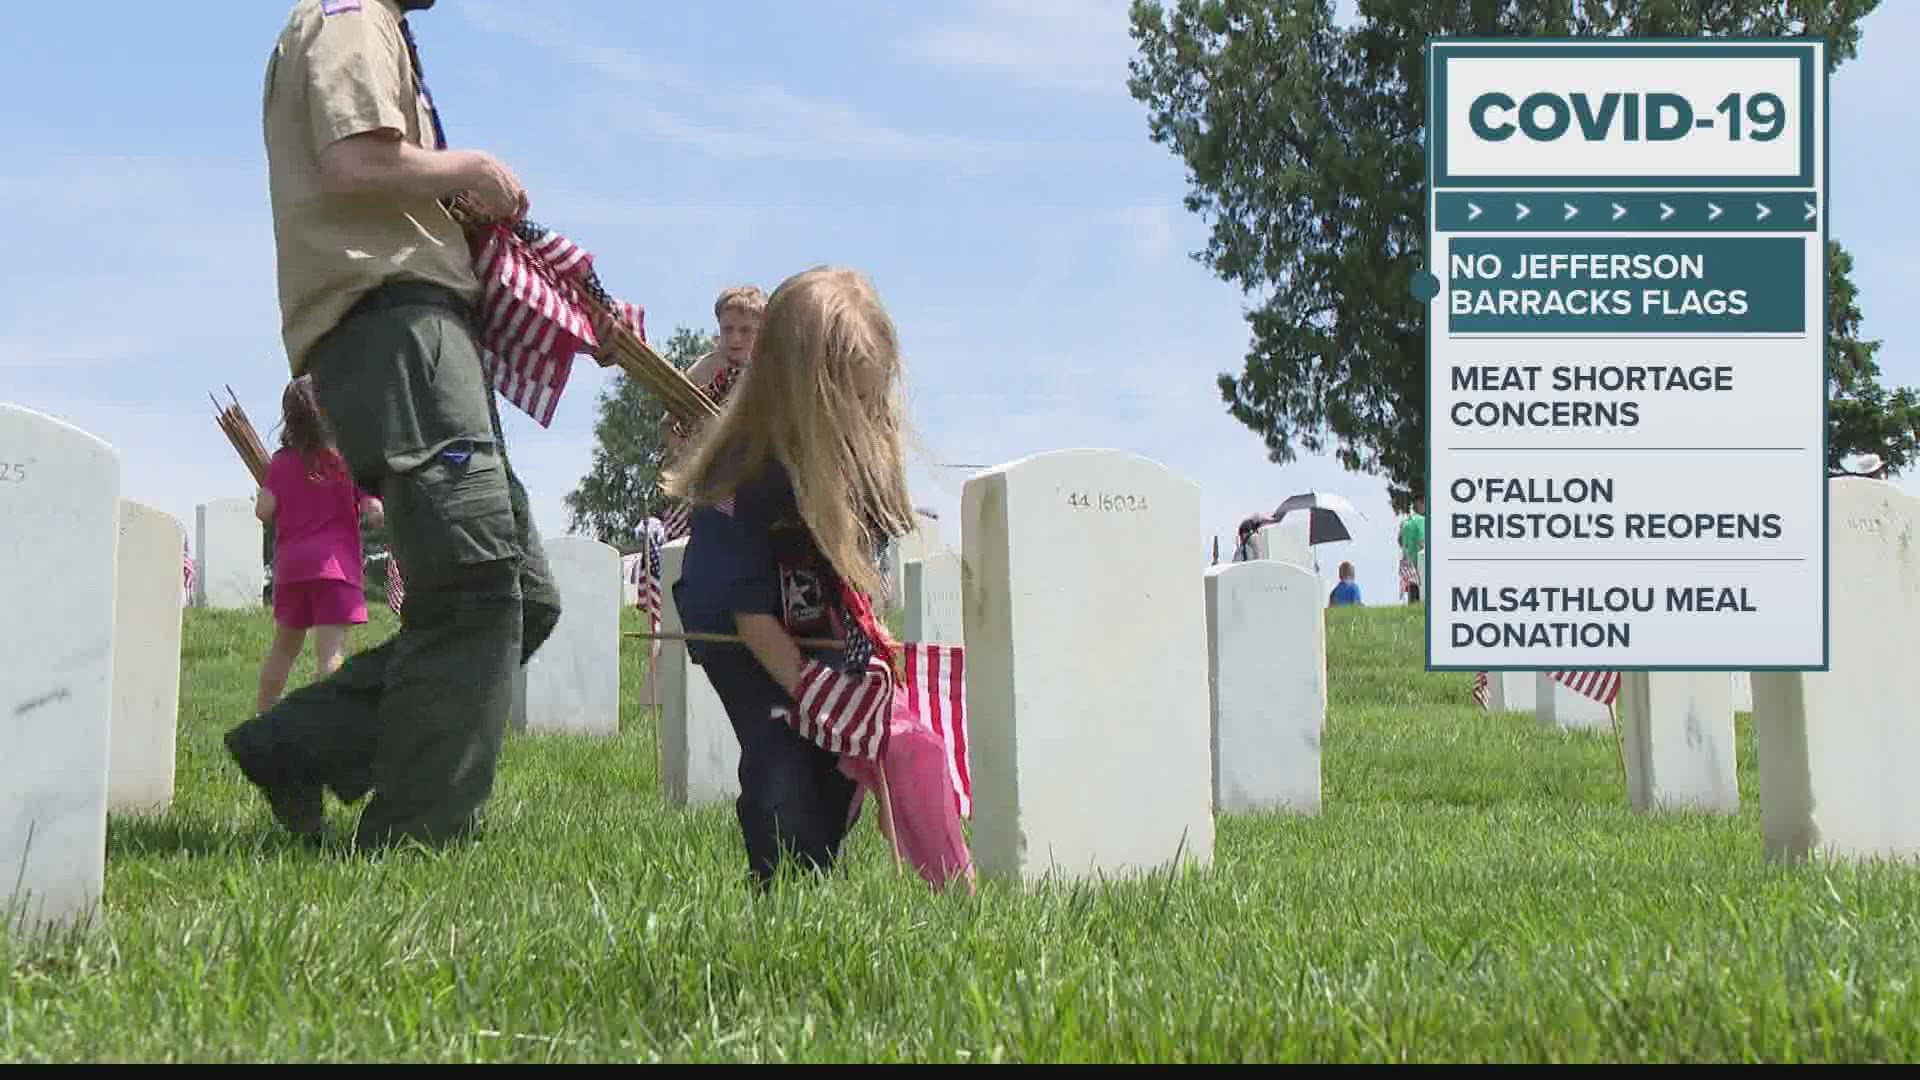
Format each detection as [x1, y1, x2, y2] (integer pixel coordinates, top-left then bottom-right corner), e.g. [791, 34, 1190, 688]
[458, 1, 1057, 164]
[899, 0, 1139, 95]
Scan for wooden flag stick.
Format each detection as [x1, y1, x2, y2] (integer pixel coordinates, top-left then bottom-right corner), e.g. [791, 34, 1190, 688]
[873, 762, 906, 877]
[623, 629, 846, 650]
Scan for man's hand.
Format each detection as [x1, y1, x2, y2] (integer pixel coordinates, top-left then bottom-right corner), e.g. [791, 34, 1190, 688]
[458, 151, 527, 220]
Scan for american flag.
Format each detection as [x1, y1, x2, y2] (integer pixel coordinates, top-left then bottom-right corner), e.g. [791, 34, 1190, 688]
[1399, 555, 1420, 596]
[183, 541, 195, 600]
[468, 218, 645, 429]
[386, 555, 405, 616]
[792, 651, 895, 761]
[629, 530, 663, 630]
[1471, 670, 1489, 708]
[774, 576, 898, 762]
[901, 640, 971, 819]
[1548, 670, 1620, 707]
[661, 502, 691, 542]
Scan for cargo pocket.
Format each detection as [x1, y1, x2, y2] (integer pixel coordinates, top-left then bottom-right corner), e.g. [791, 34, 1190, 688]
[386, 439, 519, 587]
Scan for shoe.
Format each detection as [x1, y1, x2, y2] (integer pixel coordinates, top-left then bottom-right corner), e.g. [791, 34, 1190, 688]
[224, 724, 325, 838]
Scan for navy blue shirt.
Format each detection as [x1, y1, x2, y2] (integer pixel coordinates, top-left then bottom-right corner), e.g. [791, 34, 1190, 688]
[673, 459, 851, 672]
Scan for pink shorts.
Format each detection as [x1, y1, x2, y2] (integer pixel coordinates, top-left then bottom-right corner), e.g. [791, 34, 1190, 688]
[273, 578, 368, 630]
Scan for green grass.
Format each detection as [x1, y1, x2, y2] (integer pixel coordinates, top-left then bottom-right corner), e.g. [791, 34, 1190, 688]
[6, 603, 1920, 1062]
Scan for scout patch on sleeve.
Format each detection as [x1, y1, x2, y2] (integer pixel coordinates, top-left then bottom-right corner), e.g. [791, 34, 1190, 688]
[778, 560, 832, 637]
[321, 0, 362, 14]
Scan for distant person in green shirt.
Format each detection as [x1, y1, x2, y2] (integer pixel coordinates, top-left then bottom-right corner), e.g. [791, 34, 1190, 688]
[1399, 497, 1425, 603]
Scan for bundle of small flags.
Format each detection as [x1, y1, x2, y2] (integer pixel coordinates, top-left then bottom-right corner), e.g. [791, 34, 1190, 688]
[467, 217, 646, 429]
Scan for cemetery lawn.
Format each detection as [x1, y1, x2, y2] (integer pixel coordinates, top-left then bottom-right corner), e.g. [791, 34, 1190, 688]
[7, 606, 1920, 1063]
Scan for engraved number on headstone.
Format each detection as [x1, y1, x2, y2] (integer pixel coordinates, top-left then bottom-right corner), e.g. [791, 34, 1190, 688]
[0, 461, 28, 484]
[1066, 491, 1149, 512]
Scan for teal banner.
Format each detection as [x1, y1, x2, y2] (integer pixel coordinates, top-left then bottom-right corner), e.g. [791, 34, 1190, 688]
[1445, 236, 1805, 334]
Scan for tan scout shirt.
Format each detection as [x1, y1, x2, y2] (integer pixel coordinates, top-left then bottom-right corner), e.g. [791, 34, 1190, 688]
[262, 0, 480, 376]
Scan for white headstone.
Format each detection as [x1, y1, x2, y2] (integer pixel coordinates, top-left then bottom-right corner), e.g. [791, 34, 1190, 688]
[1617, 671, 1739, 813]
[1535, 672, 1613, 731]
[1, 404, 118, 935]
[884, 515, 943, 612]
[1483, 671, 1536, 713]
[1255, 515, 1313, 570]
[193, 496, 261, 609]
[656, 539, 740, 807]
[962, 448, 1214, 884]
[1204, 559, 1325, 815]
[620, 552, 641, 607]
[1755, 478, 1920, 864]
[109, 499, 183, 816]
[904, 549, 963, 644]
[521, 535, 621, 736]
[1730, 671, 1753, 713]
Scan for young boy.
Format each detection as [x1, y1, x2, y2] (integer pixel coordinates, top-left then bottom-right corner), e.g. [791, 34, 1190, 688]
[1329, 561, 1363, 607]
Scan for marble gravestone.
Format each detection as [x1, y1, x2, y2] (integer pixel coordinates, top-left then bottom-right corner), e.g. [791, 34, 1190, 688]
[193, 496, 262, 609]
[962, 448, 1214, 884]
[521, 536, 621, 737]
[620, 552, 642, 607]
[109, 499, 185, 816]
[1730, 671, 1753, 713]
[1254, 515, 1313, 571]
[1535, 672, 1613, 732]
[656, 539, 740, 808]
[1, 403, 119, 936]
[1754, 478, 1920, 864]
[1480, 671, 1536, 713]
[904, 549, 963, 645]
[1617, 672, 1739, 814]
[1204, 559, 1326, 815]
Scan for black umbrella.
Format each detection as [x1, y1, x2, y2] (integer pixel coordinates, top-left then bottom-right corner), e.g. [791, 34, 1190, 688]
[1272, 491, 1362, 545]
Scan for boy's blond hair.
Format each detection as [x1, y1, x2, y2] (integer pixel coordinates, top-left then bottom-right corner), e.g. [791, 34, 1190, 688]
[665, 267, 916, 600]
[714, 285, 766, 322]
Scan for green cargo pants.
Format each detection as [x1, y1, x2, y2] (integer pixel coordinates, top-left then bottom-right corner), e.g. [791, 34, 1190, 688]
[225, 282, 562, 851]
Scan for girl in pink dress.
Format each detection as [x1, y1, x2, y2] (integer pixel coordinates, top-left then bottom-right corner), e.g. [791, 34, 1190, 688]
[252, 377, 383, 712]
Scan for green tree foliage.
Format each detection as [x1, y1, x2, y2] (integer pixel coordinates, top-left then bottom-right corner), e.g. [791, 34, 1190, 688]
[1825, 239, 1917, 474]
[564, 326, 715, 550]
[1126, 0, 1888, 508]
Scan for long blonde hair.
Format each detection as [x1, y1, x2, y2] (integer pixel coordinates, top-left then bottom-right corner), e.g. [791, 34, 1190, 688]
[663, 267, 917, 599]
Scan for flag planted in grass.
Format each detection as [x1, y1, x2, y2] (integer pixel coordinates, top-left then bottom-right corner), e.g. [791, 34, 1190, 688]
[1549, 670, 1620, 707]
[902, 640, 971, 819]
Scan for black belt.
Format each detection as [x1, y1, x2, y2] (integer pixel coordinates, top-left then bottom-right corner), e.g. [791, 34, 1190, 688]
[346, 279, 472, 322]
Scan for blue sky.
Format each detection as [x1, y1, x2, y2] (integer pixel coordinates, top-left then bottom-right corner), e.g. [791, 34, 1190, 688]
[3, 1, 1914, 608]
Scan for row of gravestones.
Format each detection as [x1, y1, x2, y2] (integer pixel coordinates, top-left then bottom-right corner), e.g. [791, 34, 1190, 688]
[8, 395, 1915, 932]
[646, 449, 1920, 882]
